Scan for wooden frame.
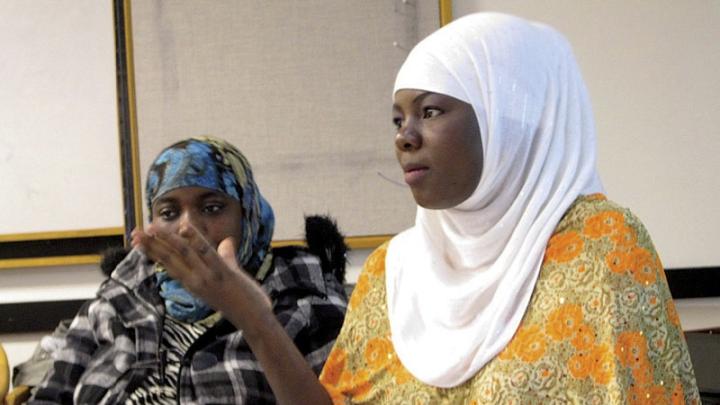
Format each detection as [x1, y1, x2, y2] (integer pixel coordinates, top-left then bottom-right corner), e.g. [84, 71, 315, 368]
[439, 0, 453, 26]
[0, 228, 124, 270]
[115, 0, 144, 237]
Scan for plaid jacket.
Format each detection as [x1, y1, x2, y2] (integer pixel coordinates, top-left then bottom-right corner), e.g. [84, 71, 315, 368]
[31, 247, 347, 404]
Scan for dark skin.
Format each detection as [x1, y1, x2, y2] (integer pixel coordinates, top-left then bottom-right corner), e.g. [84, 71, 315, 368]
[133, 91, 482, 403]
[150, 187, 243, 256]
[393, 89, 483, 209]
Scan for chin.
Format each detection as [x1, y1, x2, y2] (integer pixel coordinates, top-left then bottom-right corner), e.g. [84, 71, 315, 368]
[412, 192, 447, 210]
[412, 189, 471, 210]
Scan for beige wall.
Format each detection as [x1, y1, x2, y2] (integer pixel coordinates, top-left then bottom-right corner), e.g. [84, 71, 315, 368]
[453, 0, 720, 268]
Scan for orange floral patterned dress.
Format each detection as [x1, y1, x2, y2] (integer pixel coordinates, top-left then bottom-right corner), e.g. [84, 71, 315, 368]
[320, 195, 700, 404]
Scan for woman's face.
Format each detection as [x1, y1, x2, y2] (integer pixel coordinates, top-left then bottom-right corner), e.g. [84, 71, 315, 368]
[392, 90, 483, 209]
[150, 186, 243, 248]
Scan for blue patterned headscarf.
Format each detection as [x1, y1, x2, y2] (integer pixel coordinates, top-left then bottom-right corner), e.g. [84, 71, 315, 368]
[146, 136, 275, 322]
[146, 136, 275, 272]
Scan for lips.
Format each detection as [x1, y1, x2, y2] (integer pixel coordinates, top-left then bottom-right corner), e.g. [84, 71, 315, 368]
[403, 164, 429, 186]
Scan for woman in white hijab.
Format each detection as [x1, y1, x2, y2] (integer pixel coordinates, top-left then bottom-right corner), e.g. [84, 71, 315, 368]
[318, 12, 699, 404]
[130, 12, 699, 405]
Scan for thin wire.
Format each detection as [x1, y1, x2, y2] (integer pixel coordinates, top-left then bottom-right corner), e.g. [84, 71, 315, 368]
[377, 171, 409, 188]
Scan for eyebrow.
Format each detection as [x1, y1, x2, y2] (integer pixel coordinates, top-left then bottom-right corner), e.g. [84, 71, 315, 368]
[152, 190, 227, 207]
[392, 91, 433, 110]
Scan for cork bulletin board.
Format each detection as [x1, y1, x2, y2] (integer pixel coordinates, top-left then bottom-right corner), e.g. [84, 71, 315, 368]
[128, 1, 442, 242]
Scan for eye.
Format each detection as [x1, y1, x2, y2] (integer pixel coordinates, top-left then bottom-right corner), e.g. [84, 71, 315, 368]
[422, 107, 443, 119]
[203, 202, 225, 215]
[157, 207, 178, 221]
[392, 116, 402, 130]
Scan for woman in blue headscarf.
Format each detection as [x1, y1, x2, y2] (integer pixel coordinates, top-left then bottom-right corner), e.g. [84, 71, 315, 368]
[32, 136, 348, 404]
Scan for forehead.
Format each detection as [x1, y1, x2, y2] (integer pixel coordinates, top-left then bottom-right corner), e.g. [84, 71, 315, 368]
[152, 186, 230, 206]
[393, 89, 428, 108]
[393, 89, 469, 111]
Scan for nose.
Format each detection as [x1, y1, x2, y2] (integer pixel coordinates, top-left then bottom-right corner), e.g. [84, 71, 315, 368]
[395, 120, 421, 151]
[178, 210, 204, 237]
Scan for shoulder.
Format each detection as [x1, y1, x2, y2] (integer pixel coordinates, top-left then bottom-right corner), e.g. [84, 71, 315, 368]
[366, 242, 390, 271]
[90, 249, 162, 325]
[265, 247, 348, 348]
[553, 194, 634, 234]
[265, 247, 346, 302]
[353, 242, 389, 283]
[543, 194, 662, 287]
[104, 248, 156, 291]
[346, 242, 389, 311]
[548, 193, 654, 255]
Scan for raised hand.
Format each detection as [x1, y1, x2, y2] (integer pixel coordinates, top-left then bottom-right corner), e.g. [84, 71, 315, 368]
[130, 224, 271, 318]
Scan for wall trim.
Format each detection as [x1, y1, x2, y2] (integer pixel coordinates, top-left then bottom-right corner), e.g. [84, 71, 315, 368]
[664, 266, 720, 299]
[0, 232, 125, 270]
[0, 300, 87, 334]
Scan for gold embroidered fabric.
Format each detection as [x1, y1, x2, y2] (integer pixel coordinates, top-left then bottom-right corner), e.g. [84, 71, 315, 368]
[320, 195, 700, 404]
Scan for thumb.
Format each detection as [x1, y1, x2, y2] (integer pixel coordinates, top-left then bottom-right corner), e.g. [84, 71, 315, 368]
[217, 237, 239, 267]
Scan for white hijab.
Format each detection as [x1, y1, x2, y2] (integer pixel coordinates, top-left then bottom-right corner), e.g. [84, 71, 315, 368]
[386, 13, 604, 388]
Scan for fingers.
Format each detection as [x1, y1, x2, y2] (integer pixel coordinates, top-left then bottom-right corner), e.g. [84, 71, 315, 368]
[132, 228, 194, 281]
[133, 225, 231, 285]
[132, 227, 275, 320]
[217, 236, 271, 308]
[172, 225, 227, 283]
[217, 237, 238, 264]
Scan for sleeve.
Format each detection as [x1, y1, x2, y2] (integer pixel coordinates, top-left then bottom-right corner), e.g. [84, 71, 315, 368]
[604, 209, 700, 404]
[29, 299, 105, 404]
[228, 251, 348, 403]
[542, 205, 702, 404]
[269, 254, 348, 375]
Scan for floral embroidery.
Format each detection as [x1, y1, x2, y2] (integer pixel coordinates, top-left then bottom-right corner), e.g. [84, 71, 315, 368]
[319, 196, 700, 404]
[584, 211, 625, 238]
[544, 231, 584, 263]
[365, 248, 386, 277]
[628, 384, 667, 405]
[349, 272, 370, 310]
[630, 246, 657, 285]
[666, 299, 681, 327]
[585, 193, 607, 202]
[387, 357, 413, 385]
[615, 331, 649, 368]
[321, 348, 348, 386]
[346, 369, 373, 400]
[568, 351, 592, 379]
[546, 303, 583, 340]
[611, 224, 638, 248]
[606, 245, 660, 286]
[606, 249, 633, 274]
[631, 360, 654, 386]
[589, 344, 615, 385]
[501, 324, 548, 363]
[671, 383, 686, 405]
[364, 337, 393, 369]
[570, 323, 596, 351]
[324, 384, 347, 405]
[515, 325, 548, 362]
